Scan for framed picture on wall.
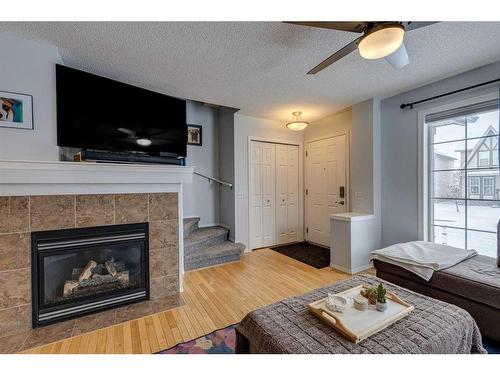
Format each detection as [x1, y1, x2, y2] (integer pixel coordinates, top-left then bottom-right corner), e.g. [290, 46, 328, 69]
[187, 124, 202, 146]
[0, 90, 34, 130]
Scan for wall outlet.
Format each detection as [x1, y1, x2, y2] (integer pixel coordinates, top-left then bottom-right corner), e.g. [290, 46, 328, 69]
[354, 191, 364, 200]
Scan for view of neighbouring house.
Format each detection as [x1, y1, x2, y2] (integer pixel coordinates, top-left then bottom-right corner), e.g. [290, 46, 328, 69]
[429, 108, 499, 257]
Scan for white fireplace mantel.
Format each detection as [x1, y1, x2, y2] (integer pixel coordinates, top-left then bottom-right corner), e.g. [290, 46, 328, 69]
[0, 160, 194, 196]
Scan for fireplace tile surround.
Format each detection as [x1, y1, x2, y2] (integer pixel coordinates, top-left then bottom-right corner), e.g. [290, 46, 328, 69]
[0, 192, 182, 353]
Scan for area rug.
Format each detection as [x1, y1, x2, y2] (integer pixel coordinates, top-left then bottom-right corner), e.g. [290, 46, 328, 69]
[156, 325, 236, 354]
[156, 324, 499, 354]
[270, 242, 330, 268]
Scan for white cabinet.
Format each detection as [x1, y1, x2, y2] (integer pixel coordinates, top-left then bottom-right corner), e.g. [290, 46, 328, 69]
[330, 212, 378, 274]
[250, 141, 300, 249]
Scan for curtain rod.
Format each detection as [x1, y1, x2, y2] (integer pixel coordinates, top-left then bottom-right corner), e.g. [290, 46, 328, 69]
[400, 77, 500, 109]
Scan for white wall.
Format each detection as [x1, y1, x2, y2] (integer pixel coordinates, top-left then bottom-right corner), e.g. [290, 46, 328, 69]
[380, 61, 500, 247]
[183, 101, 220, 227]
[0, 33, 62, 161]
[234, 113, 304, 249]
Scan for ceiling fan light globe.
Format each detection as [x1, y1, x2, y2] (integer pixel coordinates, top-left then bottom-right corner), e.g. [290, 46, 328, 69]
[286, 121, 309, 131]
[136, 138, 152, 146]
[358, 24, 405, 60]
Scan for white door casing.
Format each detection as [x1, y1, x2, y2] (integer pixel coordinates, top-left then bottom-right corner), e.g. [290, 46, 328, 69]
[306, 135, 347, 247]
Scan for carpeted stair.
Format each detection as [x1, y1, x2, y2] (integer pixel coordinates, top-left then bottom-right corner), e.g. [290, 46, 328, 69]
[183, 217, 245, 271]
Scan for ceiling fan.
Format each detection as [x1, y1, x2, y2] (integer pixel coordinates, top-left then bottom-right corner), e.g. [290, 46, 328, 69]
[285, 21, 436, 74]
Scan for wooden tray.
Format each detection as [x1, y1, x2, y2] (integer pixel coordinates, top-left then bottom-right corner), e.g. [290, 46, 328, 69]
[308, 285, 414, 343]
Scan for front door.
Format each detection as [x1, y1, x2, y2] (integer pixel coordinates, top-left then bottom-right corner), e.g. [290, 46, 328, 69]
[306, 135, 347, 247]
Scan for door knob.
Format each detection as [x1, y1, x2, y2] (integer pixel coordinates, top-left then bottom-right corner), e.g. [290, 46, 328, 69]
[336, 200, 345, 205]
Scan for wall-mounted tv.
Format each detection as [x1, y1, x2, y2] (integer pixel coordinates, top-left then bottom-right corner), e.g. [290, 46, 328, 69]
[56, 65, 187, 158]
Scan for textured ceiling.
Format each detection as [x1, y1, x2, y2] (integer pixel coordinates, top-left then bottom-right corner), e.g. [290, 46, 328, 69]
[1, 22, 500, 122]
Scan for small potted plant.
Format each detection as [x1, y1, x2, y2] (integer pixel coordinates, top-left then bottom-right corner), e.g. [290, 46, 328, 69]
[376, 283, 387, 312]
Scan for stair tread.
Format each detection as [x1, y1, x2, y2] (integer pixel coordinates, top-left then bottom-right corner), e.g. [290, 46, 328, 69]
[183, 217, 200, 225]
[185, 226, 228, 245]
[185, 240, 245, 261]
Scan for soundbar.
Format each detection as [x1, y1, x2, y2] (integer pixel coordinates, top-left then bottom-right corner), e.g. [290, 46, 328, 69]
[74, 150, 185, 165]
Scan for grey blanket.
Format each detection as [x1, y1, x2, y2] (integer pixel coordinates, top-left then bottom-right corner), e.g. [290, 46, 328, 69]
[236, 275, 486, 354]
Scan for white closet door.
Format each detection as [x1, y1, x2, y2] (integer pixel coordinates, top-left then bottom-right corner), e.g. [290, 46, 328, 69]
[251, 141, 298, 249]
[286, 145, 299, 243]
[250, 141, 264, 248]
[276, 144, 289, 244]
[261, 142, 276, 247]
[306, 135, 346, 247]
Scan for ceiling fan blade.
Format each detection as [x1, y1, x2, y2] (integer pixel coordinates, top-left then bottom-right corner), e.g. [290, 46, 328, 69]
[307, 37, 361, 74]
[385, 42, 409, 69]
[403, 21, 437, 31]
[117, 127, 136, 137]
[285, 21, 368, 33]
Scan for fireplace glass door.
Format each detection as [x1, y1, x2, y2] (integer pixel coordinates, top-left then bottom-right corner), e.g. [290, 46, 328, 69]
[32, 223, 149, 327]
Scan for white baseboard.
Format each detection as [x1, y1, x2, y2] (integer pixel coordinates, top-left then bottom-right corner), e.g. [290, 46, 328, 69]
[330, 263, 373, 274]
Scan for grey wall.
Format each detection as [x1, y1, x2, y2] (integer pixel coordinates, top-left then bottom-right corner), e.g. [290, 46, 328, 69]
[381, 61, 500, 247]
[218, 107, 238, 241]
[184, 101, 220, 226]
[0, 33, 62, 160]
[351, 99, 382, 215]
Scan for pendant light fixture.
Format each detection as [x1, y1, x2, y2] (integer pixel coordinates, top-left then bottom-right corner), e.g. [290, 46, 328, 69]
[358, 23, 405, 60]
[286, 111, 309, 131]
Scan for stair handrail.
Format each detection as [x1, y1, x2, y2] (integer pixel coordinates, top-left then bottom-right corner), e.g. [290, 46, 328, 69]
[193, 171, 233, 189]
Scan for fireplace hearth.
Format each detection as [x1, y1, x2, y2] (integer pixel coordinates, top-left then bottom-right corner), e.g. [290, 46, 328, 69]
[32, 223, 150, 327]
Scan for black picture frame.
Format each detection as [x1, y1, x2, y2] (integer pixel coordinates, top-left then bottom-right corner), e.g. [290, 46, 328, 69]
[187, 124, 202, 146]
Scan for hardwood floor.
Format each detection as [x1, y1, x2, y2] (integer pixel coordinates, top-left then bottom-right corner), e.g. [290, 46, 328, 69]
[21, 249, 351, 354]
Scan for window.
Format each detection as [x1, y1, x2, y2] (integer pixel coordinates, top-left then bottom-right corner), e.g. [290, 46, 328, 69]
[469, 177, 480, 195]
[426, 98, 499, 257]
[478, 150, 489, 167]
[483, 177, 494, 197]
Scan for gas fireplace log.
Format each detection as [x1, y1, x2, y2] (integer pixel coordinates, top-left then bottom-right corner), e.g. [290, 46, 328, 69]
[116, 270, 129, 285]
[63, 280, 79, 296]
[72, 261, 125, 279]
[78, 260, 98, 282]
[62, 271, 130, 298]
[105, 260, 117, 277]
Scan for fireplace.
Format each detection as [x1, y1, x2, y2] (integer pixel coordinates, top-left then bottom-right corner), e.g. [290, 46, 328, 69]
[31, 223, 150, 327]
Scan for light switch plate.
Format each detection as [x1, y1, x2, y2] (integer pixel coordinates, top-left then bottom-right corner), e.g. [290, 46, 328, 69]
[354, 191, 363, 200]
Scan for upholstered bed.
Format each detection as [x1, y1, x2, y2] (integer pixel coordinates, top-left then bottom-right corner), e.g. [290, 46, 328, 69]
[235, 275, 486, 354]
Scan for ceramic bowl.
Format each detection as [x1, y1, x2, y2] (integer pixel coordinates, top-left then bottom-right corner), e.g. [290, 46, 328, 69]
[326, 294, 348, 312]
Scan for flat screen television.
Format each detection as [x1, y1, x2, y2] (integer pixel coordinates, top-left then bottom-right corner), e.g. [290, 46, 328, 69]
[56, 65, 187, 158]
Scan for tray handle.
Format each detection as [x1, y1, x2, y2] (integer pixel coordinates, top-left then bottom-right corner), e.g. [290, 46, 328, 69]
[386, 292, 411, 307]
[320, 309, 349, 332]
